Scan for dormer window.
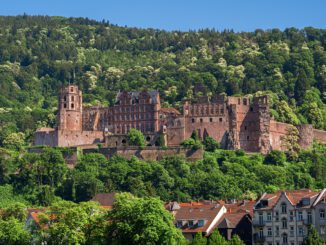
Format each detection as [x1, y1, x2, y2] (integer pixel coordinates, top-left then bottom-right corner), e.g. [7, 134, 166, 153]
[198, 220, 205, 227]
[188, 220, 194, 227]
[176, 220, 183, 228]
[281, 203, 287, 214]
[302, 198, 310, 206]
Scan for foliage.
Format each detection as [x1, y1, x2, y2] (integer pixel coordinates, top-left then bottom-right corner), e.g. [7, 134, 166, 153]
[127, 128, 146, 148]
[107, 193, 186, 245]
[302, 225, 325, 245]
[203, 136, 220, 152]
[0, 218, 31, 245]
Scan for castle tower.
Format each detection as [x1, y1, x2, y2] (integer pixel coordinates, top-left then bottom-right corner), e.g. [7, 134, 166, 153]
[253, 95, 271, 154]
[57, 85, 83, 131]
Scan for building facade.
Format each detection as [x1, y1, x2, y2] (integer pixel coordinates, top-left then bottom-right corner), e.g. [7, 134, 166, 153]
[34, 85, 326, 153]
[253, 189, 326, 245]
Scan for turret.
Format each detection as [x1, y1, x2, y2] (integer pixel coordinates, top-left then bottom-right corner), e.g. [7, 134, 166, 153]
[57, 85, 83, 131]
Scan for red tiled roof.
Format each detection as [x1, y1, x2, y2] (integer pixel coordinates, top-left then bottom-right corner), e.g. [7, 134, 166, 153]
[160, 108, 181, 115]
[172, 203, 224, 234]
[256, 189, 320, 210]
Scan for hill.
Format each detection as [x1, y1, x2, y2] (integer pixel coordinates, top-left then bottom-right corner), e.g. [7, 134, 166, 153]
[0, 15, 325, 146]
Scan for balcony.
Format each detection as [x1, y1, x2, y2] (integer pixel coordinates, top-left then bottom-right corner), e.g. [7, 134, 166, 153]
[253, 220, 266, 226]
[253, 234, 266, 242]
[296, 219, 312, 225]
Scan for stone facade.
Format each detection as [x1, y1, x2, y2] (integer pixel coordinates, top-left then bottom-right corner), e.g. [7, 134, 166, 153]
[34, 85, 326, 153]
[253, 189, 326, 245]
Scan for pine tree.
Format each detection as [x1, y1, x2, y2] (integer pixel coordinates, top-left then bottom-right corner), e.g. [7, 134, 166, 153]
[295, 69, 310, 105]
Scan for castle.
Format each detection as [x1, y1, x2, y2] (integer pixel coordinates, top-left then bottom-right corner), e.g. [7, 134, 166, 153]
[34, 85, 326, 153]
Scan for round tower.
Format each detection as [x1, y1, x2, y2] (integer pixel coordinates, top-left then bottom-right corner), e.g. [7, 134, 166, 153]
[57, 85, 83, 131]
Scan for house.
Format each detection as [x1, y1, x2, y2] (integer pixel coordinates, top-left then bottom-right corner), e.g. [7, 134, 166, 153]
[166, 200, 255, 242]
[253, 189, 326, 245]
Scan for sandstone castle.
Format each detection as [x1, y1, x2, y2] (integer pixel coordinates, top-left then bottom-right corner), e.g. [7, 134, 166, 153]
[34, 85, 326, 153]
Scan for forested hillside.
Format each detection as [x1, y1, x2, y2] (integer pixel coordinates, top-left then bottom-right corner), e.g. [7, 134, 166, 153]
[0, 15, 326, 147]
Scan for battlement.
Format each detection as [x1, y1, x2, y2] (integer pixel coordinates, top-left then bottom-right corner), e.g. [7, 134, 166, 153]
[34, 86, 326, 153]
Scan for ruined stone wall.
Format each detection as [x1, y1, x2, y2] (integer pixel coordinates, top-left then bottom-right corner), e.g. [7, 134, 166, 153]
[297, 125, 314, 149]
[34, 130, 58, 147]
[83, 146, 204, 161]
[313, 129, 326, 143]
[57, 130, 104, 147]
[269, 120, 290, 150]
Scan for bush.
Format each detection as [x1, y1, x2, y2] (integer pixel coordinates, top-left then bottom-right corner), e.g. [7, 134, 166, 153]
[127, 128, 146, 148]
[203, 136, 220, 152]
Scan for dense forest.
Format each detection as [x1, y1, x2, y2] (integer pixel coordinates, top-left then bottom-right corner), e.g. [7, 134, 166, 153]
[0, 15, 326, 149]
[0, 15, 326, 244]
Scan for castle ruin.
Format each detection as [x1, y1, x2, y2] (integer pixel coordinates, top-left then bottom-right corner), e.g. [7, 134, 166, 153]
[34, 85, 326, 153]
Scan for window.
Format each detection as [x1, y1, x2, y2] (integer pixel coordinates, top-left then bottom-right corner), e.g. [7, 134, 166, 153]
[290, 211, 294, 221]
[64, 103, 67, 108]
[64, 96, 67, 101]
[219, 118, 223, 122]
[282, 218, 287, 229]
[71, 103, 74, 109]
[243, 98, 247, 105]
[282, 233, 288, 243]
[275, 211, 279, 221]
[192, 118, 195, 123]
[281, 203, 287, 214]
[71, 96, 74, 101]
[200, 118, 203, 123]
[276, 226, 279, 236]
[188, 220, 194, 227]
[238, 98, 241, 105]
[298, 211, 303, 221]
[259, 228, 263, 238]
[320, 209, 325, 219]
[247, 135, 250, 140]
[307, 211, 312, 224]
[198, 220, 204, 227]
[209, 118, 213, 122]
[244, 126, 247, 130]
[298, 227, 304, 236]
[259, 213, 264, 225]
[70, 87, 73, 92]
[290, 226, 294, 236]
[176, 220, 183, 228]
[267, 212, 272, 221]
[268, 227, 272, 236]
[250, 107, 253, 112]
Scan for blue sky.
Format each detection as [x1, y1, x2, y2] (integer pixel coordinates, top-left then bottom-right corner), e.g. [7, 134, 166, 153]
[1, 0, 325, 31]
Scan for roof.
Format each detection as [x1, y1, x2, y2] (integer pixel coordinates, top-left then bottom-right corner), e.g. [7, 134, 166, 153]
[115, 91, 159, 104]
[91, 193, 116, 207]
[172, 203, 224, 234]
[216, 200, 255, 229]
[160, 107, 181, 115]
[255, 189, 322, 210]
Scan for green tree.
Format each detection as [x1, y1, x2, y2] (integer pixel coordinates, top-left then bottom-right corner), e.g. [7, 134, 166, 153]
[302, 225, 325, 245]
[192, 232, 207, 245]
[295, 69, 310, 105]
[230, 235, 245, 245]
[0, 218, 31, 245]
[208, 230, 229, 245]
[2, 132, 25, 150]
[264, 150, 287, 165]
[127, 128, 146, 148]
[107, 193, 186, 245]
[203, 136, 220, 152]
